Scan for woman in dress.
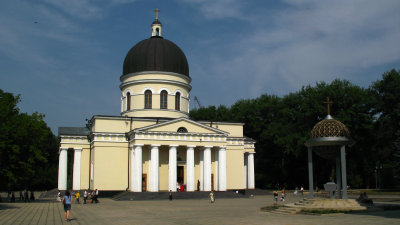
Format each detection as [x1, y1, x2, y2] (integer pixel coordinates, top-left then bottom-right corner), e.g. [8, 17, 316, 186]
[62, 191, 72, 221]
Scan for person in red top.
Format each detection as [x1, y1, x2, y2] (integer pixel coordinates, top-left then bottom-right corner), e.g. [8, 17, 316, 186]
[281, 187, 285, 201]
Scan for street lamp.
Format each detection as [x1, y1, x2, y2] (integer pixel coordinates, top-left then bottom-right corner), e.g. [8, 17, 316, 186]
[375, 162, 382, 189]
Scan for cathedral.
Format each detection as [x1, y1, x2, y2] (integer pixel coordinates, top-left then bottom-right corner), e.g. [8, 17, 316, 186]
[58, 14, 256, 192]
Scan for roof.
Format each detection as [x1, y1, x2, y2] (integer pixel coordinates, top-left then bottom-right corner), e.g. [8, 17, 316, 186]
[58, 127, 90, 136]
[122, 36, 189, 76]
[310, 115, 350, 138]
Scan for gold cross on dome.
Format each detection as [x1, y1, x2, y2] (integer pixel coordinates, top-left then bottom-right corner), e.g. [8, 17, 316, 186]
[324, 97, 334, 115]
[153, 8, 160, 20]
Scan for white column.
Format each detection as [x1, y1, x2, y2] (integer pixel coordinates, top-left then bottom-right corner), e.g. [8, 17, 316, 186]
[199, 149, 204, 191]
[214, 149, 219, 191]
[58, 148, 68, 190]
[203, 146, 212, 191]
[308, 147, 314, 198]
[247, 152, 255, 189]
[340, 145, 348, 199]
[121, 96, 123, 112]
[149, 144, 160, 192]
[218, 147, 227, 191]
[169, 145, 178, 192]
[186, 146, 195, 192]
[72, 148, 82, 190]
[129, 145, 134, 191]
[336, 157, 342, 199]
[133, 144, 143, 192]
[244, 154, 248, 189]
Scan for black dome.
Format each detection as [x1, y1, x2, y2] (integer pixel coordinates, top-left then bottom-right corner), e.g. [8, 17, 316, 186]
[123, 36, 189, 76]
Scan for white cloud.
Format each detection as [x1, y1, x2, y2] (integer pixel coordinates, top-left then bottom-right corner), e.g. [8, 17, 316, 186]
[40, 0, 137, 20]
[194, 0, 400, 99]
[178, 0, 247, 20]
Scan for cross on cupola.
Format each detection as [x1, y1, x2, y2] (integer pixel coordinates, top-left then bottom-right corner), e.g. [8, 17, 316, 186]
[151, 8, 162, 37]
[153, 8, 160, 21]
[324, 97, 334, 115]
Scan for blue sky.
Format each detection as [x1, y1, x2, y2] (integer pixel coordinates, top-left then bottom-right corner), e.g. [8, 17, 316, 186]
[1, 0, 399, 134]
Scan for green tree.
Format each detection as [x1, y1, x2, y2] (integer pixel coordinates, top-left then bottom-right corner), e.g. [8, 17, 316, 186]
[369, 69, 400, 187]
[0, 90, 59, 191]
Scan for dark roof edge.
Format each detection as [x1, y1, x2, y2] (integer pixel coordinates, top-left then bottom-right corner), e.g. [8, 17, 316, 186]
[59, 127, 90, 136]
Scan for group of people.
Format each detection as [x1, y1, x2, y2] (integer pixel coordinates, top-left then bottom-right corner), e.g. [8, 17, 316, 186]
[57, 189, 99, 204]
[273, 186, 304, 205]
[177, 182, 186, 192]
[1, 190, 35, 203]
[59, 189, 99, 221]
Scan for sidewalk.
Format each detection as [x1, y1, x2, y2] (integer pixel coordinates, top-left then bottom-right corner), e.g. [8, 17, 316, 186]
[0, 195, 399, 225]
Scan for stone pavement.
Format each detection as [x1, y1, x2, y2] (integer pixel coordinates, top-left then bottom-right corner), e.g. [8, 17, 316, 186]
[1, 195, 400, 225]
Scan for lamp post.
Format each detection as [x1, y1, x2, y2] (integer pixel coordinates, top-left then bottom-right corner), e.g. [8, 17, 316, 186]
[375, 162, 382, 189]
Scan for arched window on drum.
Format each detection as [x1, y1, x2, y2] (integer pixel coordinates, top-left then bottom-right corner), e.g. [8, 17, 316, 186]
[126, 92, 131, 111]
[175, 92, 181, 111]
[160, 90, 168, 109]
[145, 90, 152, 109]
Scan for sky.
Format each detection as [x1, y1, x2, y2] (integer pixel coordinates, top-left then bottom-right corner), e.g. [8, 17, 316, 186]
[0, 0, 399, 134]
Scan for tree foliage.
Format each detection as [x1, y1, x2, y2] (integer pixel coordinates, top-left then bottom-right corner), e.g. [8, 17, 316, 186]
[0, 89, 59, 191]
[190, 69, 400, 189]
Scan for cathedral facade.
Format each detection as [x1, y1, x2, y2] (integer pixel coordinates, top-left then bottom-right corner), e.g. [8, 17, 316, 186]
[58, 16, 256, 192]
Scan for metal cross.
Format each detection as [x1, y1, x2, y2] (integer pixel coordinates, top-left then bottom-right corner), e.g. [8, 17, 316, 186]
[324, 97, 334, 115]
[153, 8, 160, 20]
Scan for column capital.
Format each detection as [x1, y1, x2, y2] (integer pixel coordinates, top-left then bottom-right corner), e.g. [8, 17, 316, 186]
[59, 147, 68, 151]
[151, 144, 161, 147]
[133, 144, 144, 147]
[169, 144, 179, 147]
[203, 146, 213, 149]
[219, 146, 226, 150]
[74, 148, 82, 151]
[186, 145, 196, 148]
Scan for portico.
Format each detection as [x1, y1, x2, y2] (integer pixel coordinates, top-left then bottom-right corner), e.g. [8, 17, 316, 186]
[128, 143, 228, 192]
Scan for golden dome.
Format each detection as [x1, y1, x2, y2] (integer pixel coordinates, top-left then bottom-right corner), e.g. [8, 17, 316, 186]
[311, 115, 350, 138]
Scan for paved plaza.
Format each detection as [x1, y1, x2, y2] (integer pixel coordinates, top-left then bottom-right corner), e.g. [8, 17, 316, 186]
[1, 194, 400, 225]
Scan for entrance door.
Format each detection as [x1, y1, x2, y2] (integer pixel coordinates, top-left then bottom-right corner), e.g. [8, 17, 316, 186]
[142, 174, 147, 192]
[211, 174, 214, 191]
[177, 166, 184, 185]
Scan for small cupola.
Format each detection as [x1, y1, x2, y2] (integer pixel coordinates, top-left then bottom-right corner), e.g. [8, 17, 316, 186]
[152, 8, 162, 37]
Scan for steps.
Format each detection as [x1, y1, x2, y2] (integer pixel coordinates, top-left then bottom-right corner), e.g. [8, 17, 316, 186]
[113, 190, 249, 201]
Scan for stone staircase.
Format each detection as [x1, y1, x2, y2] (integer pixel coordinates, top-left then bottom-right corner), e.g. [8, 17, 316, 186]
[113, 190, 249, 201]
[265, 198, 367, 215]
[267, 206, 299, 215]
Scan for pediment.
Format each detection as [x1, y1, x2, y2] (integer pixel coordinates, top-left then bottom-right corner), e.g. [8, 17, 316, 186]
[135, 118, 229, 135]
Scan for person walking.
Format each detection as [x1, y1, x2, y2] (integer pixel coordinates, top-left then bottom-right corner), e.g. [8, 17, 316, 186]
[30, 191, 35, 201]
[83, 190, 87, 204]
[273, 191, 278, 206]
[75, 191, 80, 204]
[281, 187, 285, 201]
[95, 189, 99, 203]
[209, 191, 215, 203]
[11, 192, 15, 202]
[294, 187, 298, 196]
[57, 190, 61, 202]
[169, 190, 173, 201]
[300, 186, 304, 197]
[62, 191, 73, 222]
[24, 190, 29, 202]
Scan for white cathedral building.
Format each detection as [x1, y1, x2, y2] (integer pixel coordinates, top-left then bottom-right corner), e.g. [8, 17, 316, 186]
[58, 15, 256, 192]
